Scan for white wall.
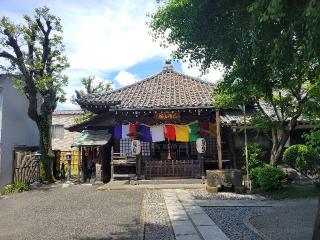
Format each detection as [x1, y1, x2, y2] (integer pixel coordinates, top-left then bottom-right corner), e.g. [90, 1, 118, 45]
[0, 75, 39, 190]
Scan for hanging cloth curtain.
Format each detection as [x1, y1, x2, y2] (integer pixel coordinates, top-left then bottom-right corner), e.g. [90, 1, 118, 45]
[189, 122, 200, 142]
[128, 123, 136, 140]
[175, 125, 189, 142]
[209, 122, 217, 137]
[121, 124, 130, 139]
[114, 124, 122, 140]
[138, 124, 152, 142]
[150, 125, 165, 142]
[164, 124, 176, 141]
[199, 121, 210, 138]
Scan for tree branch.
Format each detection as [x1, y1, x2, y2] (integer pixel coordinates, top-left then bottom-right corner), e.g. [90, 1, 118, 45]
[0, 50, 16, 61]
[36, 18, 52, 76]
[3, 28, 39, 121]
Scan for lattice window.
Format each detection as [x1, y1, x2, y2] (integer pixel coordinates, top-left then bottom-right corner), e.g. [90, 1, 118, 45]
[205, 137, 216, 158]
[120, 139, 150, 156]
[141, 142, 151, 156]
[120, 138, 132, 155]
[190, 142, 197, 156]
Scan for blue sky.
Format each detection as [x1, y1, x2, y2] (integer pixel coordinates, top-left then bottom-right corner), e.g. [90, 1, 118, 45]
[0, 0, 223, 110]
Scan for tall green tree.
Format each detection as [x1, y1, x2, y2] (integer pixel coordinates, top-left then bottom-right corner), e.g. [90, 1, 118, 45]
[149, 0, 320, 164]
[79, 76, 113, 95]
[0, 7, 69, 182]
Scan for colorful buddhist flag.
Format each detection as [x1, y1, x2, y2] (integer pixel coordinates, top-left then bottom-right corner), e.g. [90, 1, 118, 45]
[164, 124, 176, 141]
[175, 125, 189, 142]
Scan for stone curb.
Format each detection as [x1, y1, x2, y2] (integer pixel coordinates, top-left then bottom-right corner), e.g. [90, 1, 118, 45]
[138, 190, 147, 240]
[243, 215, 270, 240]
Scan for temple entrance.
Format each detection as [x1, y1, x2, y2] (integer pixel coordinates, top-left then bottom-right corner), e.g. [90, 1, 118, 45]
[114, 137, 219, 179]
[145, 140, 201, 178]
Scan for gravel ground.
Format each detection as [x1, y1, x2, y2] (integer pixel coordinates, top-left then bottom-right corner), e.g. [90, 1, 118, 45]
[203, 207, 266, 240]
[203, 198, 318, 240]
[189, 189, 265, 200]
[144, 190, 175, 240]
[0, 184, 144, 240]
[250, 199, 318, 240]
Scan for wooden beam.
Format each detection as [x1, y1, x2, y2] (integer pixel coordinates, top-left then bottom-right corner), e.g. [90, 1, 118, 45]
[216, 110, 223, 170]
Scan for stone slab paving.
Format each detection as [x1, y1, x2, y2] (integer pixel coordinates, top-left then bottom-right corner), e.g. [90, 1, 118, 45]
[162, 189, 229, 240]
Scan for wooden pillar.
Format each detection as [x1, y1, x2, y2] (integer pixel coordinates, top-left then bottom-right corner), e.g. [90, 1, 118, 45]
[77, 147, 81, 183]
[136, 153, 142, 179]
[110, 146, 114, 181]
[216, 110, 223, 170]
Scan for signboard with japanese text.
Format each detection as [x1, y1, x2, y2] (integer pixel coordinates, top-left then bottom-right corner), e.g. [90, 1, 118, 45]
[154, 112, 181, 121]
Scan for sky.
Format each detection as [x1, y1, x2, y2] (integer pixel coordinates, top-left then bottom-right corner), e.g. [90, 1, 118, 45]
[0, 0, 223, 110]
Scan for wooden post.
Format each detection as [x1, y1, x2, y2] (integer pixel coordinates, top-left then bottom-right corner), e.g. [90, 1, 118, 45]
[78, 147, 81, 183]
[136, 153, 141, 179]
[110, 146, 114, 181]
[216, 110, 223, 170]
[199, 153, 204, 177]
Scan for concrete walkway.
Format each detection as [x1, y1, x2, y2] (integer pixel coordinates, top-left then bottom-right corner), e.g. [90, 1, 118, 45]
[162, 189, 229, 240]
[98, 180, 204, 190]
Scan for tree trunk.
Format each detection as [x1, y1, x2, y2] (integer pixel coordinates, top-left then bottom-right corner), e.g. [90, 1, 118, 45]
[269, 114, 299, 165]
[37, 115, 54, 183]
[270, 129, 290, 165]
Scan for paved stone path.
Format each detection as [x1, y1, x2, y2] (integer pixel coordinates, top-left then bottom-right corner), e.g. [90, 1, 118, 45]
[162, 189, 229, 240]
[0, 185, 144, 240]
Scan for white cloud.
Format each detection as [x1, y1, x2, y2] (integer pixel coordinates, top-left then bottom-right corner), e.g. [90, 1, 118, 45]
[57, 0, 169, 71]
[181, 62, 224, 83]
[114, 70, 139, 87]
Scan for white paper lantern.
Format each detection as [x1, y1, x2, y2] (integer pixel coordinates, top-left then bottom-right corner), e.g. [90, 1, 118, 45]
[196, 138, 206, 153]
[131, 140, 141, 155]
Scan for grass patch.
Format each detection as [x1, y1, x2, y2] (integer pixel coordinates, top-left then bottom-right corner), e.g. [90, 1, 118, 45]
[4, 182, 31, 194]
[264, 184, 320, 200]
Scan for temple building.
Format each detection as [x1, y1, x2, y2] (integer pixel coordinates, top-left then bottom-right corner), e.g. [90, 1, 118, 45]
[68, 62, 312, 182]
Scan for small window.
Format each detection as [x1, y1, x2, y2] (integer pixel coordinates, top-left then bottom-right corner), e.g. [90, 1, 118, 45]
[51, 125, 64, 139]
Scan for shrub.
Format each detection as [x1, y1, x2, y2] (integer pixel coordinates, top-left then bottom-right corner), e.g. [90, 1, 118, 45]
[283, 144, 319, 175]
[257, 165, 285, 191]
[242, 143, 265, 174]
[4, 184, 15, 194]
[250, 166, 263, 188]
[250, 165, 285, 191]
[4, 182, 31, 194]
[14, 182, 31, 192]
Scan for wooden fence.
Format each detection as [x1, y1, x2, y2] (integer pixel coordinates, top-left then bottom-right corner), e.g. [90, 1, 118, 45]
[13, 147, 39, 184]
[144, 159, 200, 178]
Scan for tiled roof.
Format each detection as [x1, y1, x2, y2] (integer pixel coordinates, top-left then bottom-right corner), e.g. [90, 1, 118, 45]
[53, 110, 84, 115]
[77, 67, 215, 110]
[220, 109, 259, 126]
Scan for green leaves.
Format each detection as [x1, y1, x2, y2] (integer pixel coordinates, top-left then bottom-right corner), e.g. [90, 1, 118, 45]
[0, 6, 69, 108]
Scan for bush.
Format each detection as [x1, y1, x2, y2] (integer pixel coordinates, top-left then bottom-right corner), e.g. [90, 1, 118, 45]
[250, 165, 285, 191]
[242, 143, 265, 174]
[4, 184, 15, 193]
[14, 182, 31, 192]
[283, 144, 319, 175]
[250, 166, 263, 188]
[4, 182, 31, 194]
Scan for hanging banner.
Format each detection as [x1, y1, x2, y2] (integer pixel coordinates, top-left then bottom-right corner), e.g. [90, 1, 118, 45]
[154, 112, 180, 121]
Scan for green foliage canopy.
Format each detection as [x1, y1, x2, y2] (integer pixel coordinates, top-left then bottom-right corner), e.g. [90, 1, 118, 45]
[149, 0, 320, 164]
[0, 6, 69, 114]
